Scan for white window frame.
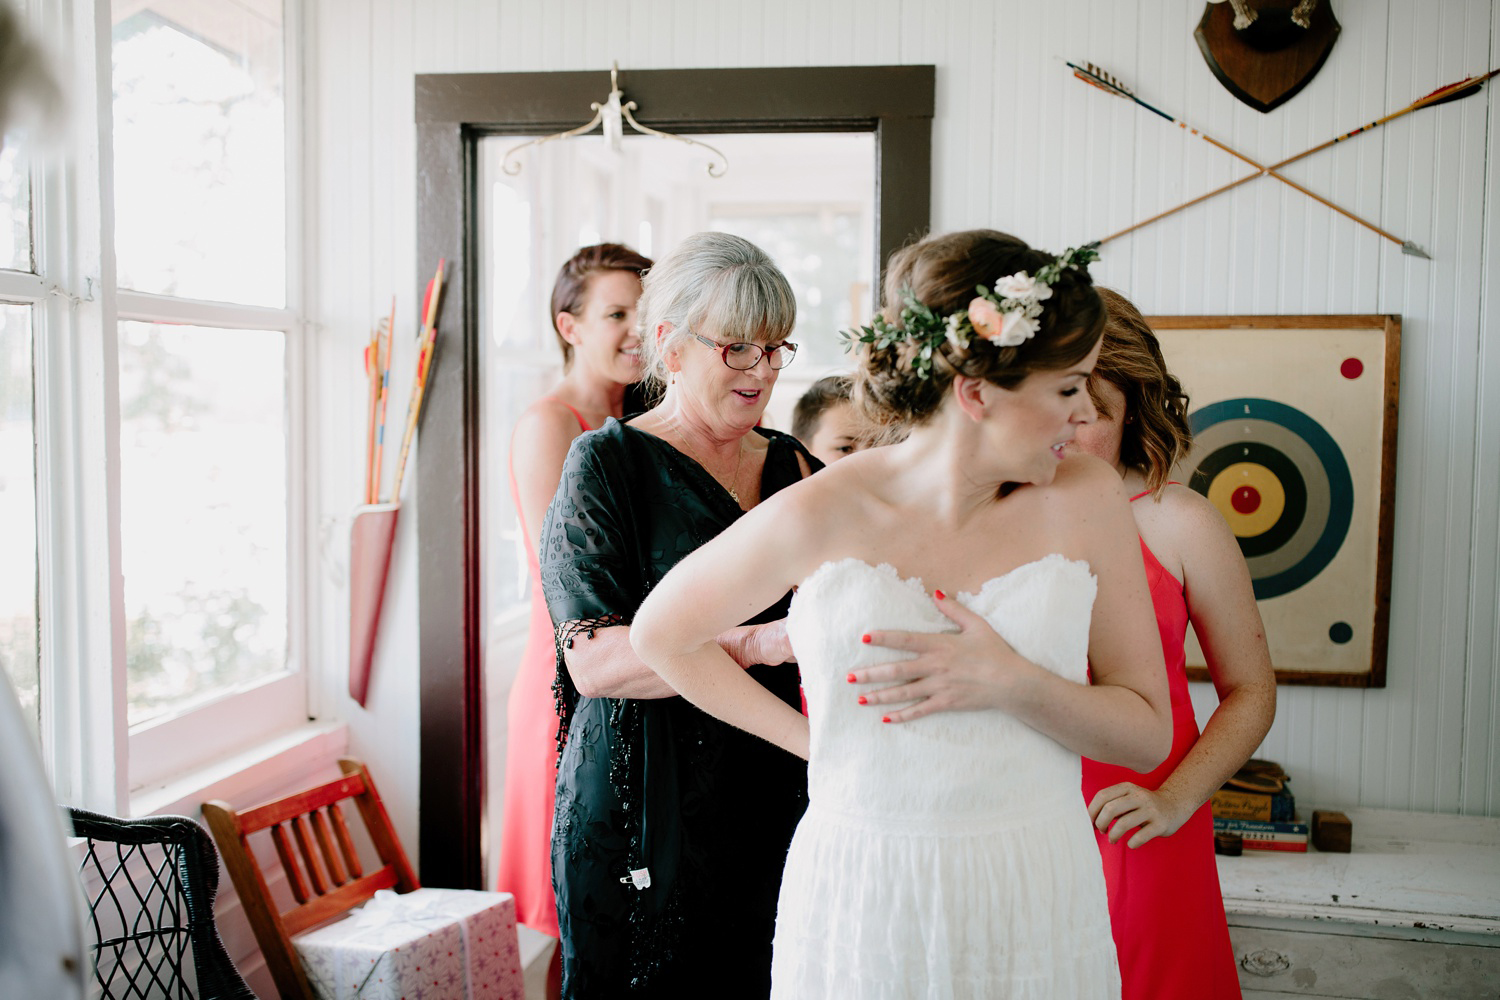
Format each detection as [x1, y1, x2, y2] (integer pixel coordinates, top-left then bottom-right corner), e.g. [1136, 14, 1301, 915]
[14, 0, 310, 812]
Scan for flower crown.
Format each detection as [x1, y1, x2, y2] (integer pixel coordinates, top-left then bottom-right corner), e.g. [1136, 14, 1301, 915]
[840, 241, 1101, 379]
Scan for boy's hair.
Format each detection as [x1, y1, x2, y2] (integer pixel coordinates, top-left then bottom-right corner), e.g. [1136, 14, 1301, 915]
[792, 374, 854, 442]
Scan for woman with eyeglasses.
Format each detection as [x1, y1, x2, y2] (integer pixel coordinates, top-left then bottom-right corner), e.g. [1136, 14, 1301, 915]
[497, 243, 651, 1000]
[539, 231, 815, 998]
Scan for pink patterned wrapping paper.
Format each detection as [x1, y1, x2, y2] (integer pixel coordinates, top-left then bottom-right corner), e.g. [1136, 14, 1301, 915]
[292, 888, 523, 1000]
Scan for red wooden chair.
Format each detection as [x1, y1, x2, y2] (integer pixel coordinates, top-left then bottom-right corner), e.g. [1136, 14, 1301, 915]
[202, 757, 418, 999]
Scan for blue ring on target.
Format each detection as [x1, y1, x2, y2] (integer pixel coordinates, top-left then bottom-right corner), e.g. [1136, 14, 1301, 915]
[1189, 398, 1354, 599]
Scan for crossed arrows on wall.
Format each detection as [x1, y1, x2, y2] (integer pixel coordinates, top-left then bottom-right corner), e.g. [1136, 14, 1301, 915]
[1069, 61, 1500, 260]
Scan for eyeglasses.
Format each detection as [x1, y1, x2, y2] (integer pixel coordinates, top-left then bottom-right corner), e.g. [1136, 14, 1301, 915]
[688, 331, 798, 371]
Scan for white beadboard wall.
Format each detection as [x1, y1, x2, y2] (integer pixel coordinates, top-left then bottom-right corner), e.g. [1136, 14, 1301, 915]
[305, 0, 1500, 875]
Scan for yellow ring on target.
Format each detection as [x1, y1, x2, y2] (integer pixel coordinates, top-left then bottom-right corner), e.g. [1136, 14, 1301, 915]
[1206, 462, 1286, 537]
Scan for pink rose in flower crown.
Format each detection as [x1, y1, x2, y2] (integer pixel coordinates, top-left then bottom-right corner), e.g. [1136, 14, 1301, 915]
[969, 296, 1040, 348]
[967, 297, 1005, 342]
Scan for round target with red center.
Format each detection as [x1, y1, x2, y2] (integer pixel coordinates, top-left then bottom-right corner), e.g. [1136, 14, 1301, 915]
[1185, 398, 1353, 600]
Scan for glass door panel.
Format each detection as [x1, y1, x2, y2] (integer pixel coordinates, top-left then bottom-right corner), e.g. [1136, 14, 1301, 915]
[477, 130, 876, 886]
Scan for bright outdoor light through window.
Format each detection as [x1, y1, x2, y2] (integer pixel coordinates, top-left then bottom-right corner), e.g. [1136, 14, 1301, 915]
[111, 1, 285, 306]
[0, 145, 32, 273]
[0, 304, 38, 741]
[118, 322, 287, 728]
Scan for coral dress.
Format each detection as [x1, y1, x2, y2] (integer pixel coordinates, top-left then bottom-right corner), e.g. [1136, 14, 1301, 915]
[495, 399, 591, 938]
[1080, 491, 1241, 1000]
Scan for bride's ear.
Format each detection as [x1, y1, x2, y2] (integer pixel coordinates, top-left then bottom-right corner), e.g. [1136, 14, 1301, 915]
[951, 375, 988, 422]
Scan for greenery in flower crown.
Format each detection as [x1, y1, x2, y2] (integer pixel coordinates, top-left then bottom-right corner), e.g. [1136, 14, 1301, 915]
[840, 241, 1101, 380]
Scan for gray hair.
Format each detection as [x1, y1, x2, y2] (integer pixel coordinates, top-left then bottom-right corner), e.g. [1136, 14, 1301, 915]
[637, 231, 797, 388]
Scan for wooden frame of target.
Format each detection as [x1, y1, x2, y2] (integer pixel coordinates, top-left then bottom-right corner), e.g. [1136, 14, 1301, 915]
[1147, 314, 1401, 687]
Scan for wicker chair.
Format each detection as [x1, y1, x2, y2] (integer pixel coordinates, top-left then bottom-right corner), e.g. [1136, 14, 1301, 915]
[69, 808, 257, 999]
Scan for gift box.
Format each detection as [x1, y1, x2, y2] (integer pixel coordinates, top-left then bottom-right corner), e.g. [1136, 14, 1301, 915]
[292, 888, 523, 1000]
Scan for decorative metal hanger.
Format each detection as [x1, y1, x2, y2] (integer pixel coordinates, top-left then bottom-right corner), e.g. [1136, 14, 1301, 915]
[501, 62, 729, 177]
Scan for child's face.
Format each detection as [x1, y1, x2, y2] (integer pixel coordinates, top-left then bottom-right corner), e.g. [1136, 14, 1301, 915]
[807, 401, 864, 465]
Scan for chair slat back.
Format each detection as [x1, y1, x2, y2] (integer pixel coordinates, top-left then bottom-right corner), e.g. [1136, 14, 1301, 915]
[202, 758, 418, 1000]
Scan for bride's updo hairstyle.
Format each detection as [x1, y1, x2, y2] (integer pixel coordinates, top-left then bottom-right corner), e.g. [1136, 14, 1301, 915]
[853, 229, 1104, 436]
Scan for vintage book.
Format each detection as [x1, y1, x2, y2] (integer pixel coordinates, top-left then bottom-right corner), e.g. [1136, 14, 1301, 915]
[1214, 817, 1309, 853]
[1211, 786, 1296, 822]
[1214, 817, 1309, 835]
[1234, 837, 1310, 853]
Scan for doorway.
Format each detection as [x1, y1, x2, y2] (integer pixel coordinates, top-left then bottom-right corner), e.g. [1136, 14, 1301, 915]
[415, 65, 933, 888]
[479, 128, 879, 888]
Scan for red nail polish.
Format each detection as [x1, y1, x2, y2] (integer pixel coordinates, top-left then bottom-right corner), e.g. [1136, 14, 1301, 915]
[846, 672, 857, 683]
[860, 634, 871, 644]
[881, 715, 892, 724]
[934, 589, 946, 601]
[857, 695, 867, 705]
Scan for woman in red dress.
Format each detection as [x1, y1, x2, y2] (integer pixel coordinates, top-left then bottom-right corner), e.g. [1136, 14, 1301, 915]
[1074, 288, 1277, 1000]
[497, 243, 651, 977]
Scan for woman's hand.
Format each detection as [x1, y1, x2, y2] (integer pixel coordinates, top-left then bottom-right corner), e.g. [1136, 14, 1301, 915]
[1086, 781, 1196, 848]
[718, 619, 795, 668]
[851, 593, 1027, 722]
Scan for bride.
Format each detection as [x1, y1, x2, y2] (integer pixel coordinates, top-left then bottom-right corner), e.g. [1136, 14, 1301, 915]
[631, 229, 1172, 998]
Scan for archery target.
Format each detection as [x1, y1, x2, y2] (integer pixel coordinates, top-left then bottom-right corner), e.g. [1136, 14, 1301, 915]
[1153, 319, 1398, 683]
[1185, 398, 1353, 600]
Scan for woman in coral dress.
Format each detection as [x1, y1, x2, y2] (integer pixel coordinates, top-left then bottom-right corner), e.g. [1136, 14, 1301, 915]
[497, 243, 650, 959]
[1075, 288, 1277, 1000]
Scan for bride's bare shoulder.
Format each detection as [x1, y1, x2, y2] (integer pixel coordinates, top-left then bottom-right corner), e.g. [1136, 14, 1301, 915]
[765, 446, 888, 523]
[1048, 451, 1129, 502]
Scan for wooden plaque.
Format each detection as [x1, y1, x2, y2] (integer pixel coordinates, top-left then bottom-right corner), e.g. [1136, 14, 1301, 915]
[1194, 0, 1341, 113]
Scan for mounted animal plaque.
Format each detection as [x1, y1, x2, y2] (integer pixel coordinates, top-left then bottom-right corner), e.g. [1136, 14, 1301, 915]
[1196, 0, 1340, 113]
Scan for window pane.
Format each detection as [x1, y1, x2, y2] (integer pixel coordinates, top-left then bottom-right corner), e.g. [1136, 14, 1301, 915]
[111, 2, 285, 306]
[0, 304, 38, 741]
[707, 207, 868, 371]
[118, 323, 286, 727]
[0, 145, 33, 272]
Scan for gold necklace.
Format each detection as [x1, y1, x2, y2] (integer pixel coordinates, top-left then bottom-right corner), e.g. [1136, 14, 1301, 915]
[673, 424, 747, 504]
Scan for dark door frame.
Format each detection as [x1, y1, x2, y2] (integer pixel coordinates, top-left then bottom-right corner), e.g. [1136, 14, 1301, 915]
[413, 65, 934, 887]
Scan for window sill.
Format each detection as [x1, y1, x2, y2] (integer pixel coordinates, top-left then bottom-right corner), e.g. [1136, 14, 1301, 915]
[130, 720, 349, 819]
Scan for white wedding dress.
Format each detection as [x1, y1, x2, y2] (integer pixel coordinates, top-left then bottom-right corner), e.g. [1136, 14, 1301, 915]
[773, 555, 1122, 1000]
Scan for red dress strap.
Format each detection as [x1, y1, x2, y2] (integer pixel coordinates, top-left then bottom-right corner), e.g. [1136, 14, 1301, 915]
[540, 395, 593, 433]
[1127, 480, 1180, 503]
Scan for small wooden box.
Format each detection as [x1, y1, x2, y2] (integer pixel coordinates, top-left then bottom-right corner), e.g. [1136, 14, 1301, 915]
[1312, 809, 1353, 853]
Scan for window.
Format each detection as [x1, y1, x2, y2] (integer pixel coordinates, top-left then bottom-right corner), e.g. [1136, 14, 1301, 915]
[112, 2, 286, 306]
[0, 304, 38, 743]
[0, 0, 305, 808]
[117, 322, 288, 730]
[0, 143, 31, 272]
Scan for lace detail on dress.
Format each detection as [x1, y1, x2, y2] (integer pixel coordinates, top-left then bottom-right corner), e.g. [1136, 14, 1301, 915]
[551, 614, 627, 759]
[771, 555, 1118, 999]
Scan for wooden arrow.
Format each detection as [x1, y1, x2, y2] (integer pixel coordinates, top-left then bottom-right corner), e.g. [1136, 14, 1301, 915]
[1069, 61, 1499, 258]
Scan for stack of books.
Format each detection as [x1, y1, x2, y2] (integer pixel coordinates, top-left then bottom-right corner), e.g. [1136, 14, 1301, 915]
[1212, 759, 1308, 852]
[1212, 816, 1309, 852]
